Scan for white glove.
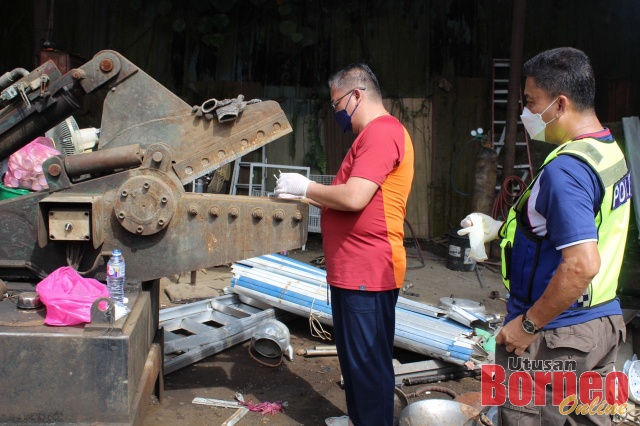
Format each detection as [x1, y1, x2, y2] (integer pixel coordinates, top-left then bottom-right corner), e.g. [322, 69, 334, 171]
[457, 213, 503, 262]
[458, 213, 503, 243]
[274, 173, 311, 197]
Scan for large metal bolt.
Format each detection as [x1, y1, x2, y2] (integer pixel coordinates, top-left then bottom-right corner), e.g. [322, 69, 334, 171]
[292, 210, 303, 222]
[121, 190, 128, 197]
[228, 207, 240, 218]
[161, 196, 168, 204]
[100, 58, 114, 72]
[252, 208, 264, 220]
[136, 226, 144, 234]
[209, 206, 221, 217]
[152, 151, 163, 163]
[158, 219, 165, 226]
[118, 211, 126, 219]
[48, 164, 61, 177]
[64, 223, 73, 232]
[71, 69, 86, 80]
[273, 209, 285, 221]
[143, 182, 150, 190]
[188, 204, 199, 215]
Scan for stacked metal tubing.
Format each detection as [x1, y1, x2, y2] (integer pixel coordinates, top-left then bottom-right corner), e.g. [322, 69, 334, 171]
[230, 254, 488, 366]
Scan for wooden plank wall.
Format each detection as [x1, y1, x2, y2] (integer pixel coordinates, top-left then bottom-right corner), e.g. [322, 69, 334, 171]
[384, 99, 433, 240]
[268, 91, 488, 240]
[431, 78, 490, 237]
[1, 0, 638, 243]
[315, 98, 433, 239]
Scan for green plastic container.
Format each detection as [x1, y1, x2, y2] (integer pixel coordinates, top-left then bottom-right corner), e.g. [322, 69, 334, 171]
[0, 183, 31, 200]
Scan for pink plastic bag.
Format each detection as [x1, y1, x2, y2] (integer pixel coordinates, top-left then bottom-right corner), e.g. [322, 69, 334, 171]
[4, 137, 61, 191]
[36, 266, 110, 326]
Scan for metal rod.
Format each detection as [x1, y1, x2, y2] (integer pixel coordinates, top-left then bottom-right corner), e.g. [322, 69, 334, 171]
[64, 144, 142, 176]
[298, 348, 338, 357]
[404, 369, 480, 385]
[192, 397, 241, 409]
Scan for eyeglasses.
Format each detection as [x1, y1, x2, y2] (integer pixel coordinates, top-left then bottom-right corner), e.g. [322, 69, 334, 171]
[330, 87, 366, 111]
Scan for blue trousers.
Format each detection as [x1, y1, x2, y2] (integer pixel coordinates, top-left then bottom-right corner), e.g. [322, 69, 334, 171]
[330, 286, 399, 426]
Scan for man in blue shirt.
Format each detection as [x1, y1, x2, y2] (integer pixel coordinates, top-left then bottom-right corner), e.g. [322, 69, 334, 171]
[464, 47, 630, 425]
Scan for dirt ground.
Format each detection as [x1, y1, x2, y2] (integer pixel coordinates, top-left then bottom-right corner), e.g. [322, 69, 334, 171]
[143, 232, 640, 426]
[142, 233, 507, 426]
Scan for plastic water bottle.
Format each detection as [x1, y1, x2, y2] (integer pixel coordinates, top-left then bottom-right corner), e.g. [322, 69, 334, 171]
[106, 249, 126, 303]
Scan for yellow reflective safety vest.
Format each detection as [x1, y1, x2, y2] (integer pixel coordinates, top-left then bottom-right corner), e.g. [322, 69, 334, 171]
[499, 137, 630, 309]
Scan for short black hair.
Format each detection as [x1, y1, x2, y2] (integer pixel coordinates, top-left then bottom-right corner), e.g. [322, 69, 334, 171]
[328, 63, 382, 100]
[523, 47, 595, 111]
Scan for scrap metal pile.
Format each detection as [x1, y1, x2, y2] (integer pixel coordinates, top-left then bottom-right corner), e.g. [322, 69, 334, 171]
[228, 254, 498, 369]
[158, 253, 501, 387]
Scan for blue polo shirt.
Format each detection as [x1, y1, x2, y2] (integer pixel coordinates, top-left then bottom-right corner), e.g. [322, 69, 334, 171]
[505, 130, 622, 329]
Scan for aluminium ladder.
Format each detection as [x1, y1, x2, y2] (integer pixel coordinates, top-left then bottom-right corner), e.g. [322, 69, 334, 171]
[229, 146, 267, 196]
[491, 59, 534, 184]
[160, 293, 293, 374]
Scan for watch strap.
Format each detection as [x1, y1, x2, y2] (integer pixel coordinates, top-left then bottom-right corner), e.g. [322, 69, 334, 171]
[522, 314, 541, 334]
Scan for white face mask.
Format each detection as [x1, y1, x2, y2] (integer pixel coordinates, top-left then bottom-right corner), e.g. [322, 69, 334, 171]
[520, 97, 559, 142]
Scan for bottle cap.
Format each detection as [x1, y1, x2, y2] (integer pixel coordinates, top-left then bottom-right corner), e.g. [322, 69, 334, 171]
[112, 249, 122, 256]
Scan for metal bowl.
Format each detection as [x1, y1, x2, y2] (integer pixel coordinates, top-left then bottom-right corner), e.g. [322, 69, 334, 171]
[17, 292, 42, 310]
[394, 388, 409, 425]
[398, 399, 484, 426]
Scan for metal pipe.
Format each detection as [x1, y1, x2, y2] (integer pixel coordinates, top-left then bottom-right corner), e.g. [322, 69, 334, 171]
[63, 144, 142, 176]
[297, 348, 338, 357]
[0, 68, 29, 90]
[315, 345, 337, 350]
[404, 369, 480, 386]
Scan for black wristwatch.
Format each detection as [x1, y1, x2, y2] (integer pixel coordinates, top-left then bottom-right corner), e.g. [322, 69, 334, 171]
[522, 314, 541, 334]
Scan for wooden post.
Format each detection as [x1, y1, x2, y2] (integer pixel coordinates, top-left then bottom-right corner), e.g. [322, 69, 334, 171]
[502, 0, 527, 182]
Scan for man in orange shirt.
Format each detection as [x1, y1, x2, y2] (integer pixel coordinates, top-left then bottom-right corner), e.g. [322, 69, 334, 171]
[276, 63, 414, 426]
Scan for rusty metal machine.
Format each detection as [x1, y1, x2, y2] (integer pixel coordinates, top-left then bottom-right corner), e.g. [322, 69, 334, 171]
[0, 50, 308, 424]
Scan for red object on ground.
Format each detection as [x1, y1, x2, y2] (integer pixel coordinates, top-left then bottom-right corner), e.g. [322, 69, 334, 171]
[239, 399, 285, 415]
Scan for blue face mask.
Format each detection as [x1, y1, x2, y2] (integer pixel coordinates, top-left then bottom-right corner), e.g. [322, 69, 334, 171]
[334, 92, 359, 133]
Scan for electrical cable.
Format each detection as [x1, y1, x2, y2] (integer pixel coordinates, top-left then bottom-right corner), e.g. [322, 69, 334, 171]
[77, 250, 111, 276]
[492, 175, 527, 221]
[404, 219, 426, 269]
[309, 313, 332, 340]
